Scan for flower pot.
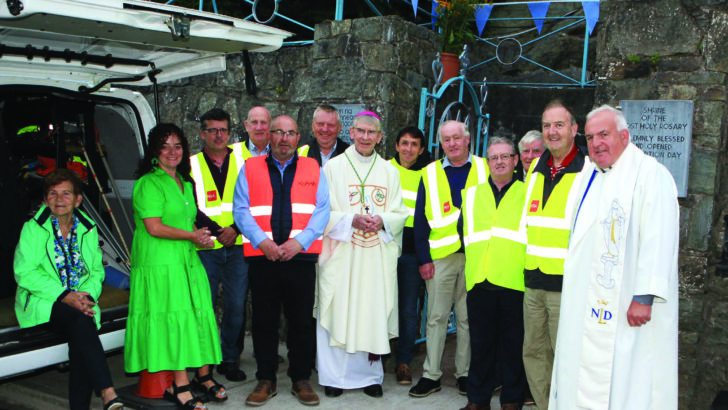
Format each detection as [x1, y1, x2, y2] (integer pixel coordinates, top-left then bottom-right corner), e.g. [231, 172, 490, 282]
[440, 52, 461, 84]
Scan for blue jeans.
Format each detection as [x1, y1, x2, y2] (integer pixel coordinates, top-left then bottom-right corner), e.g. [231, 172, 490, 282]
[395, 253, 424, 365]
[198, 245, 249, 364]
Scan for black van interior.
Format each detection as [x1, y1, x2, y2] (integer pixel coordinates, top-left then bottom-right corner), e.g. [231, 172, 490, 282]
[0, 85, 139, 355]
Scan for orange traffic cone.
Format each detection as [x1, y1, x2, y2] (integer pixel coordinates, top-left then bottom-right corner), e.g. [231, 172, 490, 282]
[134, 370, 173, 398]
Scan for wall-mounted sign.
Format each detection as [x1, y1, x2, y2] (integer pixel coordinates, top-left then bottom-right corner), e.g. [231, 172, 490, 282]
[620, 100, 693, 197]
[333, 104, 366, 145]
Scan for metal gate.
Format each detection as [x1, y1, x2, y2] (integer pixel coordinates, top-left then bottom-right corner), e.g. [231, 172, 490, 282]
[419, 50, 491, 160]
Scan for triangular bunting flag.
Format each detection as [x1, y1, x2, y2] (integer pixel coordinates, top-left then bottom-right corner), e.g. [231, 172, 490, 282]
[582, 1, 600, 36]
[432, 0, 438, 31]
[412, 0, 418, 17]
[528, 2, 551, 35]
[475, 5, 493, 36]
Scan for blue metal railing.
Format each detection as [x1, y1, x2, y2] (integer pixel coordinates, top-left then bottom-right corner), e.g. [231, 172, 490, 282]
[163, 1, 598, 87]
[419, 52, 491, 160]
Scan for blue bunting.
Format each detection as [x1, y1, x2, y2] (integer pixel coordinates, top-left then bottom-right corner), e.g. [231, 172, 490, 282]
[582, 1, 600, 36]
[528, 2, 550, 35]
[475, 5, 493, 36]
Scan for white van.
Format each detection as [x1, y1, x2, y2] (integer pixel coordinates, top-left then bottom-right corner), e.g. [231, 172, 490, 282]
[0, 0, 289, 379]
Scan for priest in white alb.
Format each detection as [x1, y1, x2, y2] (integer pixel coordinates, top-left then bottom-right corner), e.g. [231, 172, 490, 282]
[316, 111, 408, 398]
[549, 105, 679, 410]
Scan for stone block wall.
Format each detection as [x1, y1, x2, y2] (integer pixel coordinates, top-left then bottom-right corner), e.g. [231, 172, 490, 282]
[137, 16, 438, 158]
[593, 0, 728, 407]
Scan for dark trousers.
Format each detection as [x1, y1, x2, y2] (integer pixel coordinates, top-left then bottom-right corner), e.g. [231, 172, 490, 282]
[466, 286, 526, 406]
[49, 302, 114, 410]
[395, 253, 424, 365]
[249, 259, 316, 383]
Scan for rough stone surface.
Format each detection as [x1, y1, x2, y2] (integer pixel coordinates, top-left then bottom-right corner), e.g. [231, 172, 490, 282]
[688, 149, 717, 196]
[130, 16, 438, 160]
[692, 101, 725, 150]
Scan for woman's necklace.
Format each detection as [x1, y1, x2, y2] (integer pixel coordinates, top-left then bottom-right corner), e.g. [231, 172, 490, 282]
[344, 151, 377, 214]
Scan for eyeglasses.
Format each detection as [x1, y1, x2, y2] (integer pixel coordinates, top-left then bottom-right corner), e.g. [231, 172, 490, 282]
[487, 154, 516, 162]
[204, 127, 229, 135]
[270, 129, 299, 138]
[353, 127, 380, 137]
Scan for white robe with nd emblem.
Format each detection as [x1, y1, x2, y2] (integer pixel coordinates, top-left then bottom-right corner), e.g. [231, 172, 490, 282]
[316, 146, 408, 389]
[549, 143, 679, 410]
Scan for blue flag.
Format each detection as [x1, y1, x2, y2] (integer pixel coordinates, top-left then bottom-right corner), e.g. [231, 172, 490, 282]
[528, 2, 550, 35]
[432, 1, 438, 31]
[475, 5, 494, 36]
[582, 1, 600, 36]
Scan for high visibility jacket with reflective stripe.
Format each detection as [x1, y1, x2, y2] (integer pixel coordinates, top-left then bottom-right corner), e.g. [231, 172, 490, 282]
[297, 145, 310, 157]
[422, 156, 488, 260]
[190, 144, 249, 249]
[521, 156, 590, 275]
[462, 181, 526, 291]
[232, 141, 254, 161]
[390, 158, 421, 228]
[243, 156, 322, 257]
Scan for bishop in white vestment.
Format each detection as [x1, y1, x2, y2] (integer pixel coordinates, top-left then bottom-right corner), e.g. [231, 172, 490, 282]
[550, 105, 679, 410]
[316, 112, 408, 395]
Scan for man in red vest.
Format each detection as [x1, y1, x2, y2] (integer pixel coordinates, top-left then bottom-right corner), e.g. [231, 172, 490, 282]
[232, 115, 330, 407]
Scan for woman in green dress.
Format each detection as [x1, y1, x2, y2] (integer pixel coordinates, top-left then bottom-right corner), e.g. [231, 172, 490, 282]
[124, 124, 226, 409]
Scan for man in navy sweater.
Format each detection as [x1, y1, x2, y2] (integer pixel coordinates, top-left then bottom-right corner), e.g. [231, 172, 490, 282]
[409, 121, 489, 398]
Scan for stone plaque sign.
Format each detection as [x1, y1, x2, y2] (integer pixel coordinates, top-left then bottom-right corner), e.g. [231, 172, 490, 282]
[333, 103, 366, 145]
[620, 100, 693, 197]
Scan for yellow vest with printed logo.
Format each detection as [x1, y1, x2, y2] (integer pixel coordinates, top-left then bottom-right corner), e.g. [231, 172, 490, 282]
[190, 143, 250, 249]
[422, 156, 488, 260]
[462, 181, 526, 291]
[522, 157, 588, 275]
[390, 158, 421, 228]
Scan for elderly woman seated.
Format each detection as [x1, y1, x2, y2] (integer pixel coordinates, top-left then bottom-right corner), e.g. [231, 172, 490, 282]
[13, 168, 123, 410]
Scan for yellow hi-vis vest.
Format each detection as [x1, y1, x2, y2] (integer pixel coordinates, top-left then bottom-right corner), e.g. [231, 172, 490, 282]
[462, 181, 526, 291]
[390, 158, 421, 228]
[231, 141, 254, 160]
[422, 156, 488, 260]
[297, 145, 310, 157]
[190, 144, 249, 249]
[521, 156, 590, 275]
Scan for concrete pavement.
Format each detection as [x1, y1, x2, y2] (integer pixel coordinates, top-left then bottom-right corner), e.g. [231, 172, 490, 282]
[0, 333, 535, 410]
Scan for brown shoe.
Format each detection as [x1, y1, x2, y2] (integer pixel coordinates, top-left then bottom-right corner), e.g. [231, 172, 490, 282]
[501, 403, 520, 410]
[395, 363, 412, 385]
[291, 380, 320, 406]
[460, 403, 488, 410]
[246, 380, 277, 407]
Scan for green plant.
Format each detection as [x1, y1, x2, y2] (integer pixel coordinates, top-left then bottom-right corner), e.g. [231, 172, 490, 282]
[435, 0, 477, 54]
[627, 55, 640, 64]
[650, 53, 661, 65]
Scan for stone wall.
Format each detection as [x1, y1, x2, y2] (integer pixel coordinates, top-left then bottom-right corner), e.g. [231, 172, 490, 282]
[138, 16, 438, 158]
[593, 0, 728, 407]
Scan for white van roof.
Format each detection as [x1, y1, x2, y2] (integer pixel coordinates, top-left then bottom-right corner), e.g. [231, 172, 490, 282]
[0, 0, 292, 88]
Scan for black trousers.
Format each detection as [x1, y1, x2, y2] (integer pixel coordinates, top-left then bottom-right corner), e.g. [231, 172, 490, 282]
[49, 302, 114, 410]
[466, 286, 527, 406]
[248, 259, 316, 383]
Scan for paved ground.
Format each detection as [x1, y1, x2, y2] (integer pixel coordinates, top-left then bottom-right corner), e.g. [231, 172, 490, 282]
[0, 333, 535, 409]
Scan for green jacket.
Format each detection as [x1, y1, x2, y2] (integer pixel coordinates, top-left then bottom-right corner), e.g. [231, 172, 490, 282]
[14, 206, 105, 329]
